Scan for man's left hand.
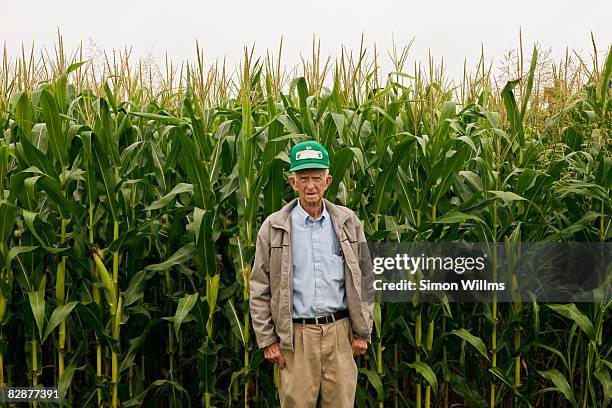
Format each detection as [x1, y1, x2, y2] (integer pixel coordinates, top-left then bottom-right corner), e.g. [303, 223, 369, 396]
[351, 338, 368, 356]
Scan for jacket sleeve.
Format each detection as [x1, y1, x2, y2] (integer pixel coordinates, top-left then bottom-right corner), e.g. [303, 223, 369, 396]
[352, 211, 375, 343]
[249, 219, 279, 349]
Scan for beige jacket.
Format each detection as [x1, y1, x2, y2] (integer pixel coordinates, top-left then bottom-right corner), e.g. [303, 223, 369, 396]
[250, 198, 374, 351]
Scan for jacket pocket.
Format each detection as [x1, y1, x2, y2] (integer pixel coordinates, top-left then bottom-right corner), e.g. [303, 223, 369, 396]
[269, 247, 282, 280]
[342, 224, 357, 243]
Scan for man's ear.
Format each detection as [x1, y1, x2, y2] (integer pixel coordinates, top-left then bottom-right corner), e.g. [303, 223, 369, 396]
[288, 174, 297, 191]
[326, 174, 333, 188]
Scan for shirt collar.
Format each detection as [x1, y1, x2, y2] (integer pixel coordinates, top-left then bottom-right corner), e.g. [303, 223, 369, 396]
[294, 199, 327, 223]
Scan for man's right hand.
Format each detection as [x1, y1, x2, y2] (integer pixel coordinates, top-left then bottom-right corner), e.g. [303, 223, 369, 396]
[264, 342, 285, 369]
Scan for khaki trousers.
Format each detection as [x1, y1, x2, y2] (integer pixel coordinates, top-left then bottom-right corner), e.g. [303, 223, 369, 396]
[278, 317, 358, 408]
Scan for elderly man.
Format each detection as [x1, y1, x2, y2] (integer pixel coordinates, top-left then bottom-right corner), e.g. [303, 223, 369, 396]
[250, 140, 374, 407]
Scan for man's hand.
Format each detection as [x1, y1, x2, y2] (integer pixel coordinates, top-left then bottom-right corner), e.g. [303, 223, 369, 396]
[351, 338, 368, 356]
[264, 342, 285, 369]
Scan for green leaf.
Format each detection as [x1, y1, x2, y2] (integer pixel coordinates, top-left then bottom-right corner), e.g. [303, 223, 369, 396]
[598, 44, 612, 109]
[197, 208, 218, 276]
[123, 378, 191, 407]
[433, 211, 486, 225]
[347, 146, 366, 173]
[196, 336, 219, 395]
[449, 329, 489, 360]
[58, 340, 86, 399]
[131, 111, 183, 125]
[456, 135, 478, 153]
[262, 159, 285, 216]
[148, 140, 168, 193]
[359, 368, 383, 400]
[177, 128, 214, 210]
[223, 299, 245, 345]
[327, 147, 355, 201]
[146, 183, 193, 210]
[39, 89, 66, 169]
[6, 246, 38, 272]
[408, 361, 438, 394]
[296, 77, 309, 110]
[93, 134, 120, 222]
[0, 200, 16, 247]
[75, 302, 117, 350]
[28, 276, 46, 340]
[489, 190, 527, 207]
[193, 207, 205, 248]
[534, 343, 568, 371]
[42, 301, 78, 342]
[26, 173, 80, 221]
[80, 131, 98, 204]
[372, 135, 416, 216]
[0, 144, 8, 193]
[206, 274, 220, 313]
[123, 270, 149, 307]
[119, 320, 163, 374]
[103, 81, 118, 113]
[547, 303, 596, 341]
[538, 369, 577, 407]
[10, 91, 32, 140]
[447, 372, 488, 408]
[501, 79, 524, 146]
[520, 46, 538, 120]
[551, 211, 601, 239]
[145, 243, 195, 271]
[22, 210, 48, 246]
[489, 367, 533, 407]
[594, 366, 612, 407]
[55, 61, 86, 113]
[528, 291, 540, 341]
[183, 97, 212, 158]
[174, 292, 199, 340]
[458, 170, 483, 190]
[17, 136, 58, 181]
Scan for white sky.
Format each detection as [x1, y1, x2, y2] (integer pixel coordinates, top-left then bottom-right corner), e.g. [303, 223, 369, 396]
[2, 0, 611, 82]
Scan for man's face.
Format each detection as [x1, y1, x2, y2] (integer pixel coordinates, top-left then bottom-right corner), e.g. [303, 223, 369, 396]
[288, 168, 332, 206]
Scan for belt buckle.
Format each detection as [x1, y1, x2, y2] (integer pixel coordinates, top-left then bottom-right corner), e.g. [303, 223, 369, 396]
[315, 315, 328, 325]
[316, 314, 334, 325]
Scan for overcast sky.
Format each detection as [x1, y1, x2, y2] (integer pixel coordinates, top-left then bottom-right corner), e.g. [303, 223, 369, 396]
[3, 0, 611, 81]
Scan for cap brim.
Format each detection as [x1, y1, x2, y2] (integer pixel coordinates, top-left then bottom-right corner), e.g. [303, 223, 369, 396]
[289, 162, 329, 172]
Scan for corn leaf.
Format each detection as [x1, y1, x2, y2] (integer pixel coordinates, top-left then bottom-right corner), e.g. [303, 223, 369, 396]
[28, 276, 46, 340]
[449, 329, 489, 360]
[538, 369, 577, 407]
[174, 292, 198, 340]
[43, 301, 78, 342]
[547, 303, 596, 341]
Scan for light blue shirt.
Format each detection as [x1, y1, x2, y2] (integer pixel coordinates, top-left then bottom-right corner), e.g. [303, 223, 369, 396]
[291, 199, 347, 318]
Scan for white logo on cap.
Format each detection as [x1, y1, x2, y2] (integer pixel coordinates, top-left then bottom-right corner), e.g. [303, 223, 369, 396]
[296, 148, 323, 160]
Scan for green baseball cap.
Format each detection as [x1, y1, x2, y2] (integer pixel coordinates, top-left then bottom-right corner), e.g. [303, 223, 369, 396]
[289, 141, 330, 172]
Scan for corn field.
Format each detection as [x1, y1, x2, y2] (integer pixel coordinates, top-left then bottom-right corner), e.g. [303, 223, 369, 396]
[0, 35, 610, 407]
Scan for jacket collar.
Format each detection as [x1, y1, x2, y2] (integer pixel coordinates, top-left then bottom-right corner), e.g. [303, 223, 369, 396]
[270, 197, 351, 231]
